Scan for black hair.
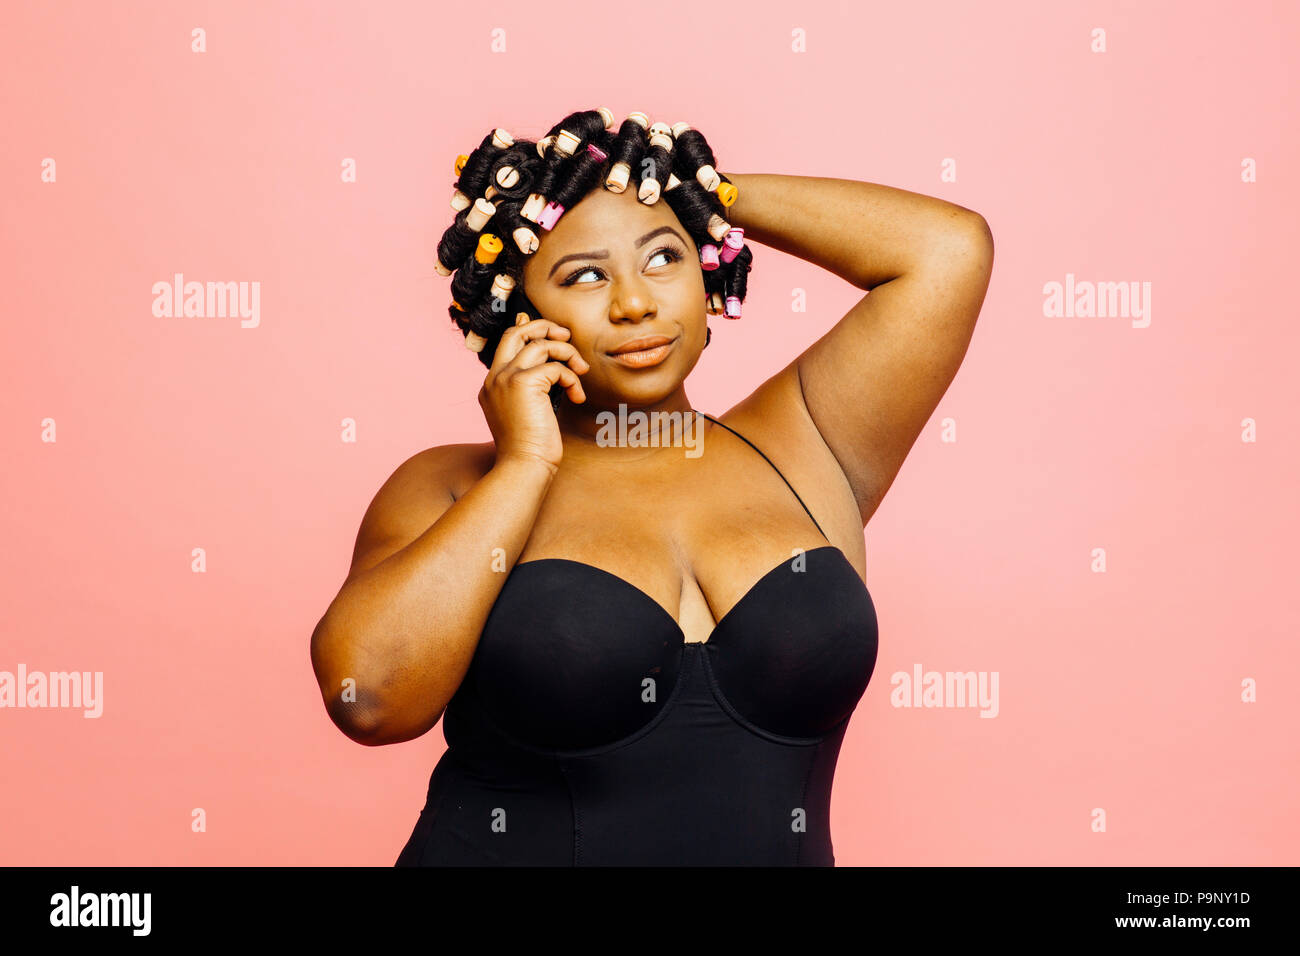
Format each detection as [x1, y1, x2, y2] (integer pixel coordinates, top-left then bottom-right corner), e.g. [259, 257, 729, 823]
[436, 108, 753, 401]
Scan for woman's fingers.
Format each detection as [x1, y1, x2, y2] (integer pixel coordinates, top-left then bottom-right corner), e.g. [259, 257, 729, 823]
[488, 319, 570, 374]
[483, 317, 588, 403]
[506, 340, 588, 402]
[511, 337, 590, 374]
[518, 359, 586, 404]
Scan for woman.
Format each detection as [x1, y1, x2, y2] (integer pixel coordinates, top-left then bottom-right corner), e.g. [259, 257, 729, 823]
[309, 108, 994, 865]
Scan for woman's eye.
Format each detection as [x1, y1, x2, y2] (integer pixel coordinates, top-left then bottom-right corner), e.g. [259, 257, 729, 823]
[561, 246, 683, 286]
[648, 247, 681, 268]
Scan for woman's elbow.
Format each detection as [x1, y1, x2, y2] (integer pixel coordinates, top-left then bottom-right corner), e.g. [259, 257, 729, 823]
[326, 696, 392, 746]
[311, 618, 388, 745]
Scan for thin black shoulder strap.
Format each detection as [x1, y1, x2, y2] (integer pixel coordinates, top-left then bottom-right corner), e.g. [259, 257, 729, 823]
[699, 412, 829, 542]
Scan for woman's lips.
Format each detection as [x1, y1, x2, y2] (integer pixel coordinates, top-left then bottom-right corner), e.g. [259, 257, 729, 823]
[607, 337, 677, 368]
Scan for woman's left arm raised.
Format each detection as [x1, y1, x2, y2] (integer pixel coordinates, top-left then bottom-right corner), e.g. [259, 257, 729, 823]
[723, 172, 994, 525]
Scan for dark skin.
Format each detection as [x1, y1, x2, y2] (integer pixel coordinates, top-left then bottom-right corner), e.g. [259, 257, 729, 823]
[311, 168, 993, 743]
[502, 183, 825, 643]
[477, 175, 991, 643]
[522, 186, 707, 455]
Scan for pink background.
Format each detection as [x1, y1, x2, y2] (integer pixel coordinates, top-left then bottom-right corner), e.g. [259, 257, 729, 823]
[2, 0, 1297, 865]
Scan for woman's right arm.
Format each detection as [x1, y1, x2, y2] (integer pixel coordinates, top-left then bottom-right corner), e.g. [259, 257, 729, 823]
[310, 316, 589, 747]
[309, 448, 558, 746]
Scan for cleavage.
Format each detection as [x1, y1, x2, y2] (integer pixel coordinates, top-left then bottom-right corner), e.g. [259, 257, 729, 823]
[515, 541, 836, 646]
[675, 570, 719, 645]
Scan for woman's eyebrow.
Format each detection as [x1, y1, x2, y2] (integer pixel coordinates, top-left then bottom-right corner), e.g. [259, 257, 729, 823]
[546, 225, 685, 279]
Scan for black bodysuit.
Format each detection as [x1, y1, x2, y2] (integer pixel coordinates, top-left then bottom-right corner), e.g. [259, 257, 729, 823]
[395, 413, 878, 866]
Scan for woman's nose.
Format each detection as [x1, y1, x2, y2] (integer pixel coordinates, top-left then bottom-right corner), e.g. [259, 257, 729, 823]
[609, 275, 655, 319]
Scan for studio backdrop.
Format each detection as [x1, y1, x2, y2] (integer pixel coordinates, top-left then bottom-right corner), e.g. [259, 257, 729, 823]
[2, 0, 1296, 865]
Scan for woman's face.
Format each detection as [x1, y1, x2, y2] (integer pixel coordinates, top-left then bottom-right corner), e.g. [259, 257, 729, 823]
[520, 184, 707, 410]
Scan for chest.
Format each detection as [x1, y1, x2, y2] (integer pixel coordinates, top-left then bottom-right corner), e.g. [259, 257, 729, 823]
[514, 459, 842, 645]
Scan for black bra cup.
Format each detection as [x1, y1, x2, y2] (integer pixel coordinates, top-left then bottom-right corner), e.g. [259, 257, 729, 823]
[470, 545, 877, 752]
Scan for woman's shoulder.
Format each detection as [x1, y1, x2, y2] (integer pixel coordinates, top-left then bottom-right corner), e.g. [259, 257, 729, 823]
[346, 441, 495, 580]
[403, 440, 496, 500]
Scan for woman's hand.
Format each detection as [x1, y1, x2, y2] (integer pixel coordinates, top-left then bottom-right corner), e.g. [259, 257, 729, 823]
[478, 318, 589, 471]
